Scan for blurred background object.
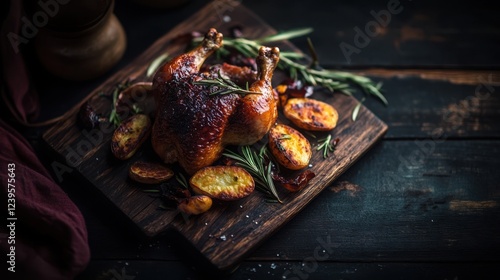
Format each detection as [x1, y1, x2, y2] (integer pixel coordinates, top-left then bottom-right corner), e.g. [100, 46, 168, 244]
[26, 0, 126, 81]
[130, 0, 190, 9]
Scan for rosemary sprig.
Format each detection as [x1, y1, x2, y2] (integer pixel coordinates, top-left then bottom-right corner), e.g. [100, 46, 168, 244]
[194, 28, 388, 118]
[277, 134, 291, 140]
[146, 52, 169, 78]
[316, 134, 339, 159]
[107, 81, 133, 127]
[108, 87, 121, 126]
[176, 173, 189, 189]
[352, 97, 366, 121]
[132, 104, 142, 114]
[194, 70, 257, 96]
[223, 145, 282, 203]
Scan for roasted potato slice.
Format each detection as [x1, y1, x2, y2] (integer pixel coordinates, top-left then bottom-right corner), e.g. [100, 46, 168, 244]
[283, 98, 338, 131]
[128, 161, 174, 184]
[190, 166, 255, 201]
[177, 195, 213, 215]
[268, 124, 312, 170]
[111, 114, 151, 160]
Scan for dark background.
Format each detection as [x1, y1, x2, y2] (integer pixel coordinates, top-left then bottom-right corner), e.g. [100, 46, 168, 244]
[3, 0, 500, 279]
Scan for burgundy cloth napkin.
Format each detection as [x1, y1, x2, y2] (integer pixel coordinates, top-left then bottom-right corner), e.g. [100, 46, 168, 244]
[0, 119, 90, 280]
[1, 1, 90, 279]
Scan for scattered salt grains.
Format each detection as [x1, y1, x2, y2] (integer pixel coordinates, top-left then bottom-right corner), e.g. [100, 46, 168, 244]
[270, 263, 277, 269]
[254, 221, 258, 225]
[230, 234, 234, 237]
[249, 268, 256, 272]
[245, 215, 249, 218]
[239, 205, 243, 208]
[223, 15, 231, 22]
[220, 235, 227, 241]
[205, 222, 208, 226]
[125, 262, 129, 266]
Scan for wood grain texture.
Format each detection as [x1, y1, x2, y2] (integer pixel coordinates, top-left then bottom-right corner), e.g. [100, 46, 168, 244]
[245, 0, 500, 68]
[75, 260, 500, 280]
[359, 76, 500, 139]
[42, 1, 387, 270]
[73, 141, 500, 263]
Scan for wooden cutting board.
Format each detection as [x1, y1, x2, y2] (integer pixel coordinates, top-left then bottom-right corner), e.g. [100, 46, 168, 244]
[43, 0, 387, 270]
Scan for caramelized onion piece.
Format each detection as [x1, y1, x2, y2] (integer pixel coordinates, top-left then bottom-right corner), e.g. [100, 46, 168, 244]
[273, 170, 316, 192]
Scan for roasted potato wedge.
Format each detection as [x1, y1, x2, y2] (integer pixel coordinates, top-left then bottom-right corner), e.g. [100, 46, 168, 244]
[268, 124, 312, 170]
[274, 85, 288, 109]
[190, 166, 255, 201]
[177, 195, 213, 215]
[128, 161, 174, 184]
[283, 98, 338, 131]
[111, 114, 151, 160]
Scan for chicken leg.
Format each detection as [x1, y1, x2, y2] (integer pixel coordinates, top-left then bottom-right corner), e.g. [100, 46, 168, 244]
[152, 28, 280, 174]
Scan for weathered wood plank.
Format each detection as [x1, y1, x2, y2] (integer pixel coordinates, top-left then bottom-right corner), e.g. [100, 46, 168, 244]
[245, 0, 500, 67]
[253, 140, 500, 261]
[42, 1, 387, 270]
[75, 260, 500, 280]
[32, 0, 500, 140]
[354, 69, 500, 86]
[71, 141, 500, 263]
[34, 0, 500, 124]
[360, 75, 500, 139]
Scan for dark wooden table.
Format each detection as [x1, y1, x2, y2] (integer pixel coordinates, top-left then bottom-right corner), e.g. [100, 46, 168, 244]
[19, 0, 500, 279]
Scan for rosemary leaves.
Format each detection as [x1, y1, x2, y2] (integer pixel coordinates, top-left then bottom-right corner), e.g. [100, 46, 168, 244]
[223, 145, 282, 203]
[194, 27, 388, 119]
[316, 135, 340, 159]
[194, 70, 256, 96]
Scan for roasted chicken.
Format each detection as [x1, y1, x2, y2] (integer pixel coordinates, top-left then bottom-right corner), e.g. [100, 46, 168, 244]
[152, 28, 280, 174]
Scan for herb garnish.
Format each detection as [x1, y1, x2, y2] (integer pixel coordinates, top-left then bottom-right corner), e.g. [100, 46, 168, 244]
[176, 173, 189, 189]
[316, 135, 339, 159]
[107, 80, 132, 127]
[194, 70, 256, 96]
[194, 28, 388, 119]
[351, 97, 366, 121]
[278, 134, 292, 140]
[146, 52, 169, 78]
[223, 145, 282, 203]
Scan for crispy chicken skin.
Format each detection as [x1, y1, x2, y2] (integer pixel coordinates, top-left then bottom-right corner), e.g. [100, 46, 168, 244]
[152, 28, 280, 174]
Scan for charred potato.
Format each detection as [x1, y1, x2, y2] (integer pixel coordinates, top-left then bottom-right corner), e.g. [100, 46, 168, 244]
[111, 114, 151, 160]
[128, 161, 174, 184]
[190, 166, 255, 201]
[177, 195, 213, 215]
[283, 98, 338, 131]
[268, 124, 312, 170]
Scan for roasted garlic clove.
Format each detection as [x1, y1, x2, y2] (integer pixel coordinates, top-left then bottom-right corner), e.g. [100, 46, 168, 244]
[177, 195, 213, 215]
